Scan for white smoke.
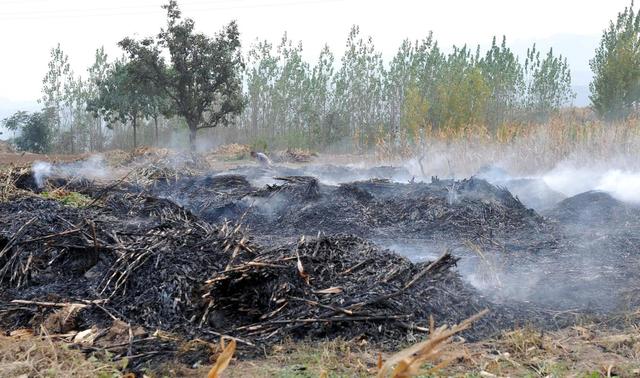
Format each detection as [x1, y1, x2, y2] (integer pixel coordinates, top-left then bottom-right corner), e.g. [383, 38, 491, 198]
[32, 161, 53, 188]
[65, 155, 111, 180]
[31, 155, 112, 188]
[595, 170, 640, 203]
[542, 164, 599, 197]
[543, 164, 640, 204]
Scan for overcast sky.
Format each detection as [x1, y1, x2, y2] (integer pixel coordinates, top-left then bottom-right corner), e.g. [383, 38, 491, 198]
[0, 0, 632, 110]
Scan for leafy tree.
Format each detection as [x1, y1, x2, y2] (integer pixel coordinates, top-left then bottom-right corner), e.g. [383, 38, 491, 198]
[2, 110, 54, 153]
[245, 39, 279, 138]
[479, 36, 523, 127]
[401, 84, 429, 141]
[41, 44, 73, 151]
[432, 45, 490, 129]
[86, 47, 110, 151]
[590, 1, 640, 120]
[412, 34, 445, 101]
[307, 45, 335, 147]
[523, 44, 574, 121]
[333, 26, 385, 148]
[89, 59, 156, 149]
[272, 33, 310, 145]
[119, 0, 244, 148]
[64, 75, 93, 153]
[386, 39, 416, 140]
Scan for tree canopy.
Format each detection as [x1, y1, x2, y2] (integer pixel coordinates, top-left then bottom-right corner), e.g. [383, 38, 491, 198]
[2, 110, 54, 153]
[88, 59, 161, 148]
[6, 1, 582, 154]
[590, 1, 640, 120]
[118, 0, 245, 148]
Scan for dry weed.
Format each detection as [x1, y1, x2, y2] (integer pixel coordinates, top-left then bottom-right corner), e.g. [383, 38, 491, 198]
[377, 309, 488, 377]
[498, 327, 545, 359]
[0, 333, 121, 378]
[213, 143, 251, 159]
[207, 339, 236, 378]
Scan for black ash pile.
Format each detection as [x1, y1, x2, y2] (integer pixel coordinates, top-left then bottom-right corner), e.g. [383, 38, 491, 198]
[149, 166, 639, 314]
[2, 160, 640, 368]
[150, 169, 557, 254]
[0, 187, 524, 364]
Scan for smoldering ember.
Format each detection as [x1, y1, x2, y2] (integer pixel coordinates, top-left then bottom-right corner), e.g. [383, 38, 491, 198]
[1, 147, 639, 374]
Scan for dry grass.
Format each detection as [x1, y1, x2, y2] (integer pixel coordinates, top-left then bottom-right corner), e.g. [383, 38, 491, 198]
[132, 146, 173, 159]
[0, 140, 14, 154]
[222, 339, 378, 378]
[463, 241, 504, 291]
[498, 327, 545, 359]
[1, 319, 639, 377]
[444, 321, 640, 377]
[100, 149, 135, 167]
[207, 339, 236, 378]
[0, 166, 33, 202]
[0, 331, 121, 378]
[220, 312, 640, 377]
[212, 143, 252, 160]
[0, 167, 18, 201]
[373, 114, 640, 177]
[377, 310, 488, 377]
[145, 338, 379, 377]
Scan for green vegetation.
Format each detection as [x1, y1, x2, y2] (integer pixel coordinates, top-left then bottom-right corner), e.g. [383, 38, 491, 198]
[242, 30, 574, 151]
[118, 0, 244, 149]
[590, 1, 640, 120]
[41, 190, 92, 207]
[1, 110, 53, 153]
[4, 1, 640, 155]
[88, 59, 160, 149]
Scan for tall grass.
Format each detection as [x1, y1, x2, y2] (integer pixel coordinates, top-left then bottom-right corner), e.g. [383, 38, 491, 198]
[373, 110, 640, 176]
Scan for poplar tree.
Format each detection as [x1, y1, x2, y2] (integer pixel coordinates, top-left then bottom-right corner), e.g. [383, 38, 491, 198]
[590, 1, 640, 120]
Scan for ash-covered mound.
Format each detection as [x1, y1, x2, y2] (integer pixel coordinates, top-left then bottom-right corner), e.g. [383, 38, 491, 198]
[201, 234, 495, 342]
[545, 191, 640, 227]
[8, 162, 639, 335]
[151, 173, 554, 252]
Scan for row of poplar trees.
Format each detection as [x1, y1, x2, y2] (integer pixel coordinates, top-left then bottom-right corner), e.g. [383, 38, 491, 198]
[7, 1, 640, 154]
[240, 29, 574, 150]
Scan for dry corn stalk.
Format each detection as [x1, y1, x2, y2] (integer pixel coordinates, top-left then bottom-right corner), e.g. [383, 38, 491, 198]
[208, 339, 236, 378]
[377, 309, 488, 378]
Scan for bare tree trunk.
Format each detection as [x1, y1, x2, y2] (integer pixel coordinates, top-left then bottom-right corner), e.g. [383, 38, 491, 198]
[97, 119, 103, 152]
[132, 116, 137, 150]
[70, 117, 75, 154]
[154, 115, 159, 146]
[188, 122, 197, 151]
